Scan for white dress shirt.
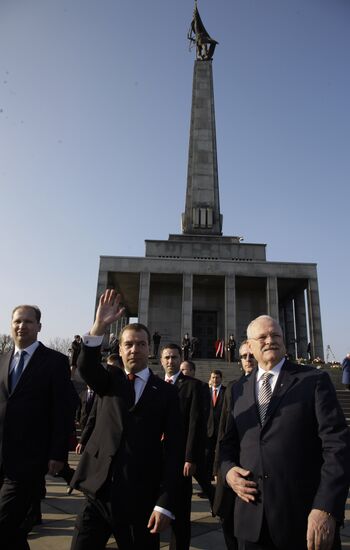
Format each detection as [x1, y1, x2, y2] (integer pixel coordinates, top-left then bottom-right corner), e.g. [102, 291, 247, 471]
[255, 357, 285, 396]
[9, 340, 40, 375]
[165, 370, 181, 384]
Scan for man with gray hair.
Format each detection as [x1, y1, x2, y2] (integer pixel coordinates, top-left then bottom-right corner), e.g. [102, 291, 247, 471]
[220, 315, 350, 550]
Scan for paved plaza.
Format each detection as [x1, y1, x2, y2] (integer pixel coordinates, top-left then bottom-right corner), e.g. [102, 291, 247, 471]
[27, 451, 350, 550]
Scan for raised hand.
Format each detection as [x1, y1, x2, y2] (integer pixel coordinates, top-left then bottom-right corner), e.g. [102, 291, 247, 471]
[90, 289, 125, 336]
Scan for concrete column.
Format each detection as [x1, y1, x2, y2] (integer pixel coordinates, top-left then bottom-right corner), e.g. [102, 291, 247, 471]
[181, 274, 193, 337]
[284, 299, 296, 359]
[225, 275, 236, 343]
[138, 272, 150, 326]
[307, 278, 324, 360]
[294, 290, 308, 359]
[266, 276, 279, 320]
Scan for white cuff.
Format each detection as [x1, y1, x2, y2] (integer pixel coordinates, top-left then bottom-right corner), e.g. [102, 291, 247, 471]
[153, 505, 175, 520]
[82, 333, 104, 347]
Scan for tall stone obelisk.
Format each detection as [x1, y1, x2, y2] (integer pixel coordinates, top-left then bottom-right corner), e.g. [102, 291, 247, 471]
[182, 3, 222, 235]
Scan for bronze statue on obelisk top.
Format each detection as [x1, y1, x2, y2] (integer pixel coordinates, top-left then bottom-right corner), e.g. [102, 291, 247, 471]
[188, 0, 218, 60]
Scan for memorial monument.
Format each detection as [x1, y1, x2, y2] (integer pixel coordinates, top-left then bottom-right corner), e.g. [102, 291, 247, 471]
[95, 3, 323, 360]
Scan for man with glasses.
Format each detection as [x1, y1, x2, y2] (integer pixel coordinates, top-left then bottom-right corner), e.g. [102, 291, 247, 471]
[213, 341, 257, 550]
[220, 315, 350, 550]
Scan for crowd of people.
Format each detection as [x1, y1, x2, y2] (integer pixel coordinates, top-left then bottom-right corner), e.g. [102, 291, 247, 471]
[0, 292, 349, 550]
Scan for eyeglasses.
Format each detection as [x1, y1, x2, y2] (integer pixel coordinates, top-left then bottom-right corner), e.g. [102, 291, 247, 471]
[240, 354, 254, 360]
[249, 333, 282, 343]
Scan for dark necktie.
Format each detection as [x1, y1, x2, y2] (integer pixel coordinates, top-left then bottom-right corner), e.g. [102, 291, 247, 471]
[258, 372, 273, 424]
[166, 378, 173, 384]
[127, 372, 137, 404]
[9, 350, 27, 392]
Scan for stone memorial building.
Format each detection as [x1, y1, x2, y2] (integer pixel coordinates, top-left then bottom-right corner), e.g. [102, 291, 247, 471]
[96, 6, 323, 360]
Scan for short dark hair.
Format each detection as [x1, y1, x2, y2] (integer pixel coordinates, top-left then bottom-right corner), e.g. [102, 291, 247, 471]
[182, 360, 196, 373]
[118, 323, 151, 345]
[160, 343, 182, 356]
[106, 353, 119, 363]
[211, 369, 223, 377]
[12, 305, 41, 323]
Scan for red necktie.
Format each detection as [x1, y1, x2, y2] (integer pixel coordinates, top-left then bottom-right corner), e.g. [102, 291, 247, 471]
[166, 378, 173, 384]
[212, 388, 218, 406]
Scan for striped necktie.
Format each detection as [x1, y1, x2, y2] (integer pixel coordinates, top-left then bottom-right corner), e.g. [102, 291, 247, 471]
[258, 372, 273, 424]
[9, 350, 27, 392]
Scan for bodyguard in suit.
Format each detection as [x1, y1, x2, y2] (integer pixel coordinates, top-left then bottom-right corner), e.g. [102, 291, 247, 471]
[161, 344, 205, 550]
[179, 360, 215, 506]
[206, 369, 225, 480]
[76, 386, 96, 431]
[220, 315, 350, 550]
[213, 341, 257, 550]
[70, 289, 183, 550]
[0, 304, 72, 549]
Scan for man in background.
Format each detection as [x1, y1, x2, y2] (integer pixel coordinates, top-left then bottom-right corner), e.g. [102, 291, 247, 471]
[213, 340, 257, 550]
[161, 344, 204, 550]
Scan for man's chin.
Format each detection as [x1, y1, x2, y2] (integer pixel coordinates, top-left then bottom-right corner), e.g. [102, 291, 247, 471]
[263, 350, 283, 362]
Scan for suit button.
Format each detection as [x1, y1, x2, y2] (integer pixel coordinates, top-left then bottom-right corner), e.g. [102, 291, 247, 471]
[258, 475, 263, 481]
[264, 474, 269, 479]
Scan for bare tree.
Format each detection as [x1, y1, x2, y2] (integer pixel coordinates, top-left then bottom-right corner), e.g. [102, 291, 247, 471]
[48, 337, 71, 356]
[0, 334, 13, 355]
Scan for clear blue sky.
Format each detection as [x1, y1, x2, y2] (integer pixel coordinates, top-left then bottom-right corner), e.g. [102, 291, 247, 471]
[0, 0, 349, 361]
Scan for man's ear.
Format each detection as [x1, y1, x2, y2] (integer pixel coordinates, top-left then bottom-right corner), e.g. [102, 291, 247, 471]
[38, 323, 42, 333]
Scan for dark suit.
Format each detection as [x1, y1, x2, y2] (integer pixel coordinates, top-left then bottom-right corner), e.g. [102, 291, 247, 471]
[169, 372, 205, 550]
[76, 389, 96, 431]
[220, 361, 350, 550]
[71, 344, 183, 550]
[213, 379, 238, 550]
[206, 385, 226, 478]
[0, 343, 72, 549]
[79, 396, 99, 447]
[70, 339, 81, 367]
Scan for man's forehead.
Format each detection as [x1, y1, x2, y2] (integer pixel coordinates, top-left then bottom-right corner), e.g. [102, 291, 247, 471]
[121, 329, 148, 342]
[162, 349, 180, 357]
[251, 319, 281, 336]
[12, 307, 37, 321]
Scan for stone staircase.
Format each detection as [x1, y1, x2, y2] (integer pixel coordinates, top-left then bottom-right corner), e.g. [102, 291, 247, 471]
[149, 358, 242, 384]
[150, 359, 350, 427]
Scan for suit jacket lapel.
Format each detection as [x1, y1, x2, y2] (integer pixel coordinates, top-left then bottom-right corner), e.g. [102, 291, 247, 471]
[238, 367, 260, 426]
[131, 370, 158, 410]
[11, 343, 44, 392]
[262, 361, 299, 429]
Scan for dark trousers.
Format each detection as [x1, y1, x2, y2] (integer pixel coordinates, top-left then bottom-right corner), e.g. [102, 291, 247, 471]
[0, 476, 42, 550]
[169, 476, 192, 550]
[71, 497, 159, 550]
[221, 514, 238, 550]
[238, 516, 341, 550]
